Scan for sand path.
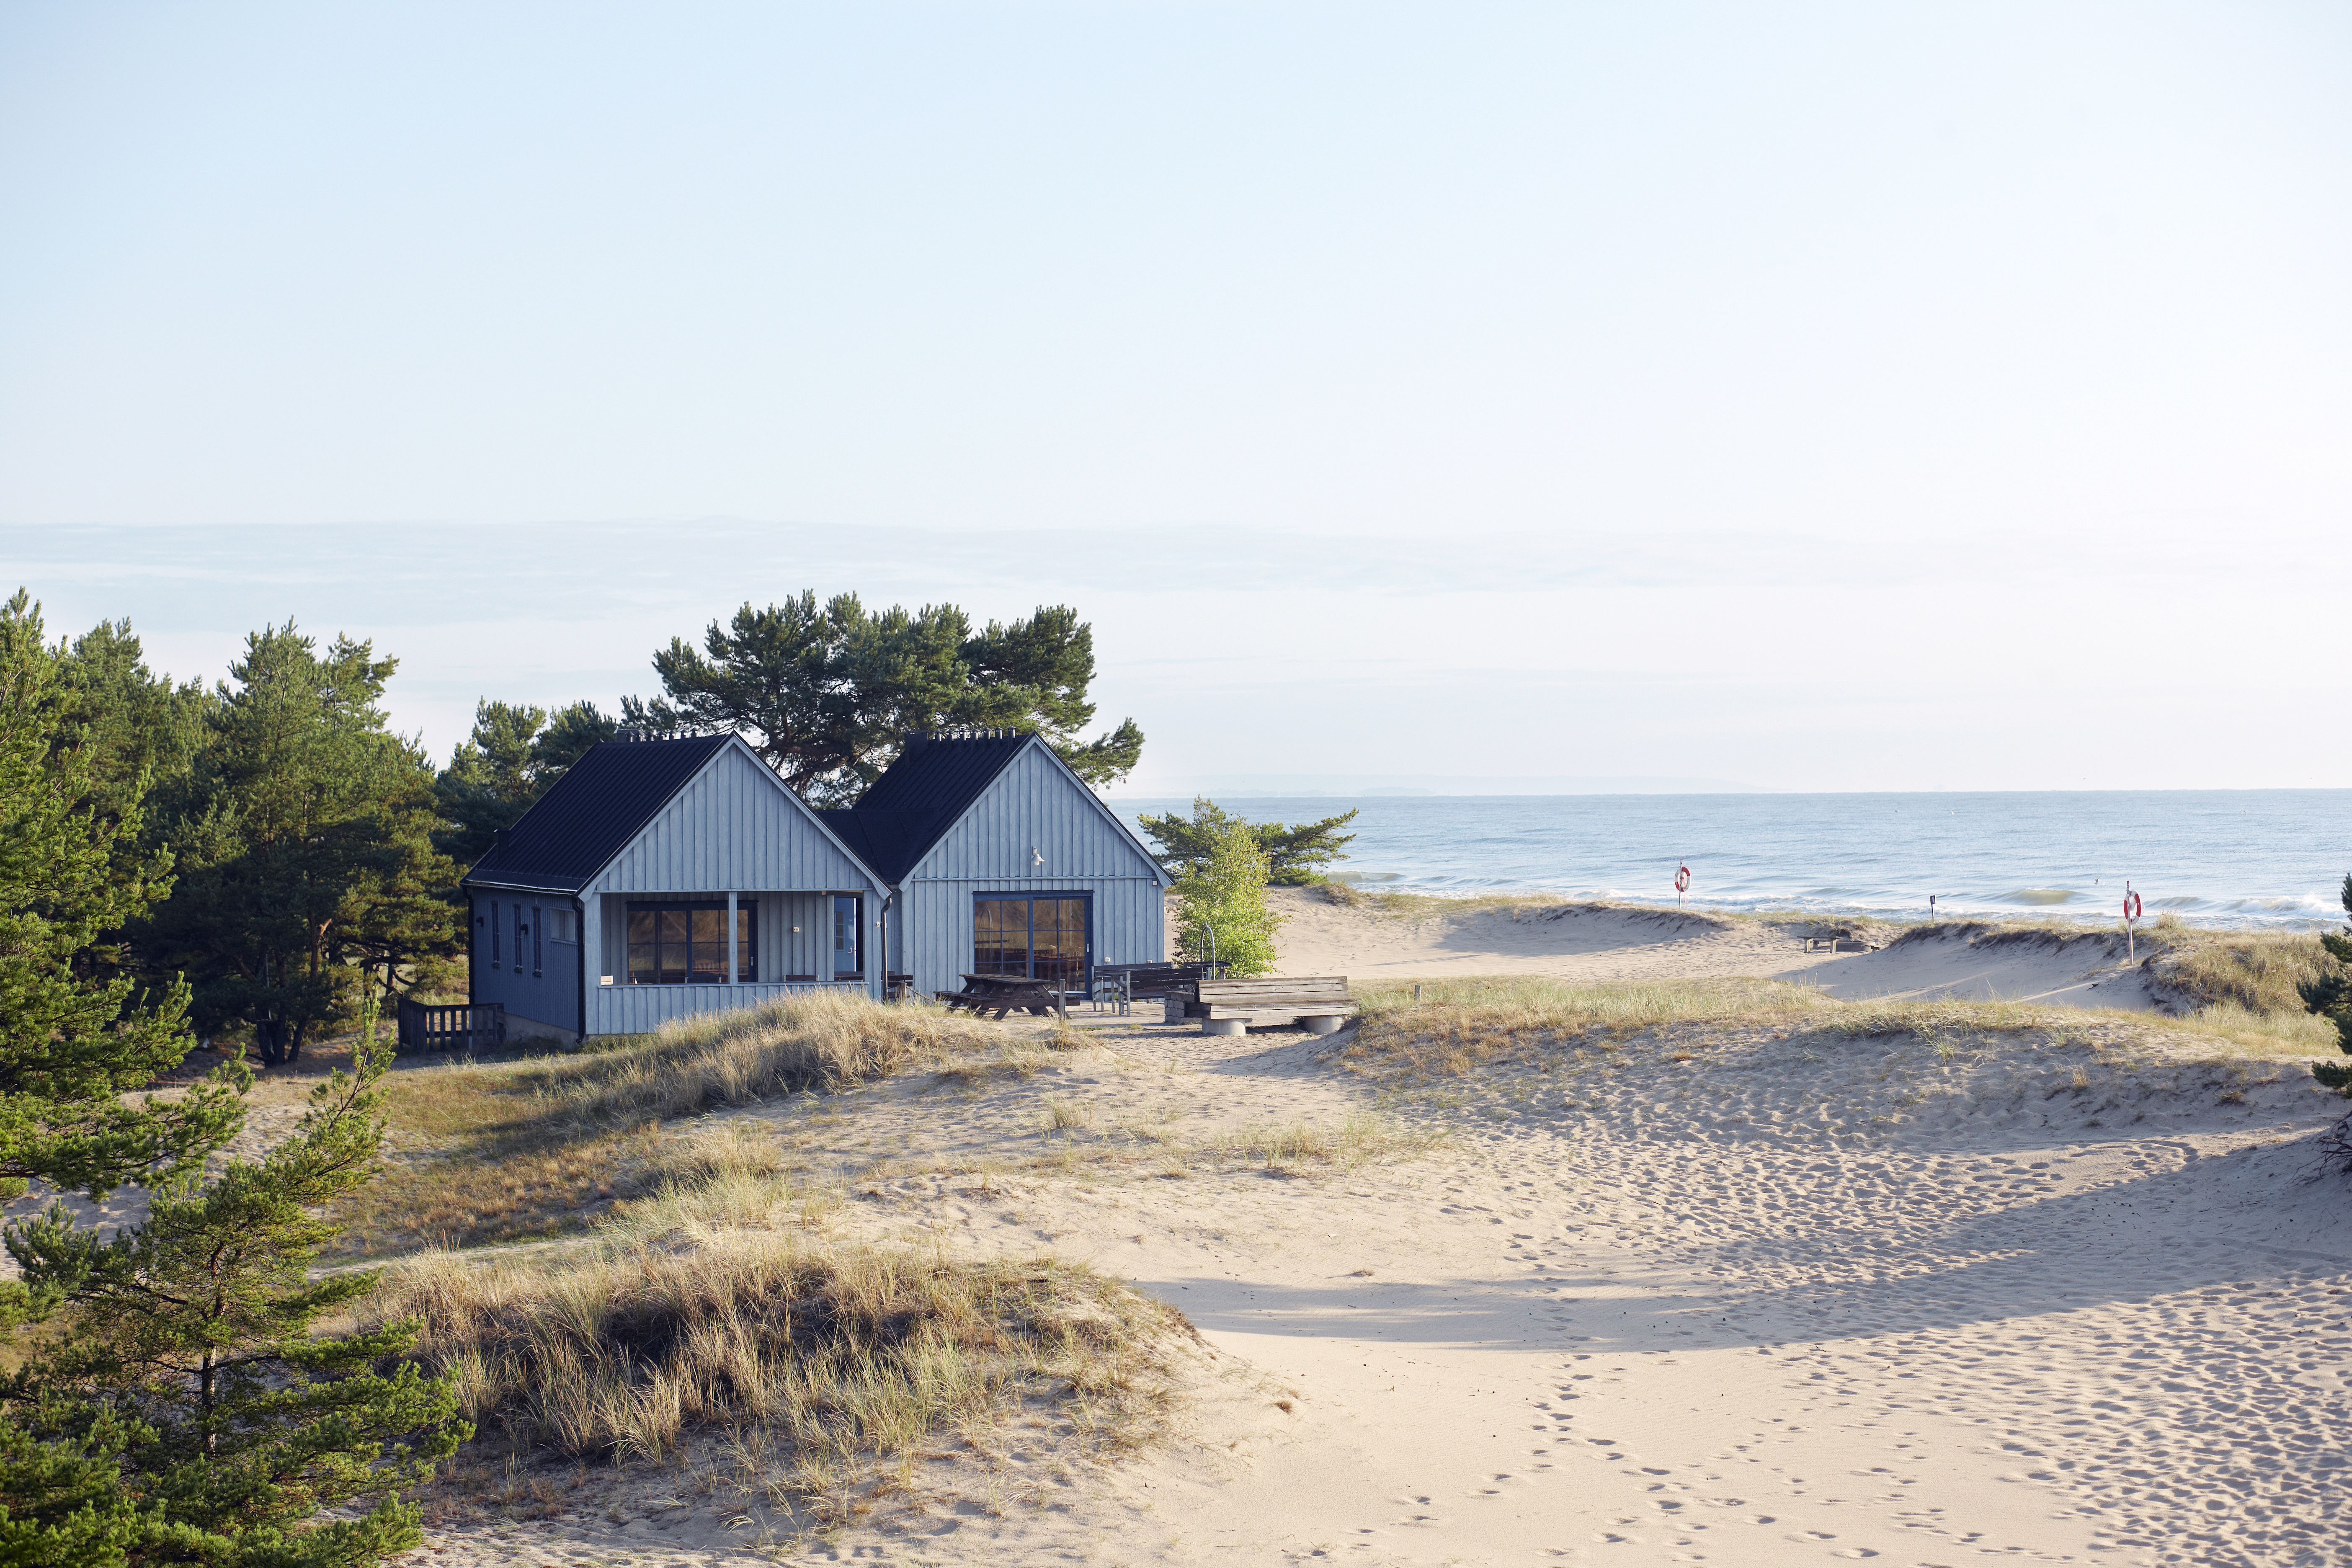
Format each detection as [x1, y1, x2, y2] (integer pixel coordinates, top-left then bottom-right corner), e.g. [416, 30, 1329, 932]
[429, 1006, 2351, 1568]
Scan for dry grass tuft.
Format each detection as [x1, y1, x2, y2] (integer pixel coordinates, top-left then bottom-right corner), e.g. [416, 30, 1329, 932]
[529, 991, 1005, 1126]
[370, 1233, 1195, 1485]
[334, 995, 1006, 1255]
[2149, 930, 2327, 1014]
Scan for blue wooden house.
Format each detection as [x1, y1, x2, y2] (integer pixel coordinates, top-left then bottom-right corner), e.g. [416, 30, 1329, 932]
[460, 727, 1169, 1039]
[821, 727, 1173, 1001]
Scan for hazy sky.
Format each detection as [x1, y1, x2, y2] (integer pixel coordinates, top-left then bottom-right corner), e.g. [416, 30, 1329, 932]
[3, 2, 2346, 791]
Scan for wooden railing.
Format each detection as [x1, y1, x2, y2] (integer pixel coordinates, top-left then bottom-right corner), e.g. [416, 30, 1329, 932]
[396, 999, 506, 1055]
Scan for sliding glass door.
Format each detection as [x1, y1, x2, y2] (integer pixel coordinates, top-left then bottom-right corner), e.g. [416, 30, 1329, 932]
[972, 895, 1090, 987]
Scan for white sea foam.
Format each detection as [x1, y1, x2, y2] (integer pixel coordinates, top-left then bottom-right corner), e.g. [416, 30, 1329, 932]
[1119, 787, 2352, 930]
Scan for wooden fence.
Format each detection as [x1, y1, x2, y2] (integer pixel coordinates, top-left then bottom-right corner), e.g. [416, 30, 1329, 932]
[396, 999, 506, 1055]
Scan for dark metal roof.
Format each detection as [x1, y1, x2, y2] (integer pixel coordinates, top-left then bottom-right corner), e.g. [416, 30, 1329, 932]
[820, 729, 1033, 882]
[460, 733, 730, 892]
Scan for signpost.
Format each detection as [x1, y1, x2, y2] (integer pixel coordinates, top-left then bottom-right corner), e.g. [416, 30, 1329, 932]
[1675, 863, 1691, 908]
[2124, 883, 2143, 963]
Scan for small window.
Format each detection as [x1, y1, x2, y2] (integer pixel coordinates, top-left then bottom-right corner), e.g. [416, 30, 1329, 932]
[532, 906, 543, 974]
[490, 902, 500, 964]
[514, 907, 526, 972]
[833, 895, 862, 976]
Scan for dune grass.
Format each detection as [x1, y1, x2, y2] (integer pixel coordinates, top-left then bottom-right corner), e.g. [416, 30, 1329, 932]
[1338, 972, 2336, 1081]
[369, 1232, 1194, 1515]
[333, 994, 1009, 1255]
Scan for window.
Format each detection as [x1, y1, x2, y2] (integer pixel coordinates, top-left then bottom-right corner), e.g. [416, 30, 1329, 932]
[514, 906, 527, 973]
[490, 902, 500, 965]
[832, 895, 862, 976]
[549, 908, 574, 944]
[531, 906, 543, 974]
[626, 901, 756, 984]
[972, 896, 1089, 985]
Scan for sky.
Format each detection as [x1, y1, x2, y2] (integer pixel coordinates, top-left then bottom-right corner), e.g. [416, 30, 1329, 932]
[1, 1, 2346, 793]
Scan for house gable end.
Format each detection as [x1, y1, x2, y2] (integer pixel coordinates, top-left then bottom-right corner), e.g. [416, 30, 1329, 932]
[585, 738, 885, 896]
[902, 737, 1169, 885]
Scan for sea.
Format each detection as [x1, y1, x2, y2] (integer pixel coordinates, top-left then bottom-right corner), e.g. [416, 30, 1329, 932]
[1109, 791, 2352, 931]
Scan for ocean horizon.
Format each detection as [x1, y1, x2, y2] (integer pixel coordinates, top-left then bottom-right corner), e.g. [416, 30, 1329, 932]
[1110, 788, 2352, 931]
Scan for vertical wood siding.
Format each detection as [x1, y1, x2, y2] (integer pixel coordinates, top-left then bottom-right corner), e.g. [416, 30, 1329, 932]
[466, 891, 583, 1037]
[585, 745, 878, 897]
[587, 981, 864, 1035]
[897, 744, 1167, 997]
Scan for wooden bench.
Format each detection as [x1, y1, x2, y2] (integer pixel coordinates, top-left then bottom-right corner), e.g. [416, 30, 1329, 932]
[1165, 976, 1357, 1035]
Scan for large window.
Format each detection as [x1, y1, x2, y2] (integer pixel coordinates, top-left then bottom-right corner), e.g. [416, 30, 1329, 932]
[832, 895, 862, 977]
[973, 896, 1089, 986]
[627, 901, 756, 984]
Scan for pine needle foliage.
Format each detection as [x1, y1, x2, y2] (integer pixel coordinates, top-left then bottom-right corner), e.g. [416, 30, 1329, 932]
[0, 591, 244, 1206]
[0, 1023, 469, 1565]
[1135, 797, 1358, 885]
[2296, 872, 2352, 1096]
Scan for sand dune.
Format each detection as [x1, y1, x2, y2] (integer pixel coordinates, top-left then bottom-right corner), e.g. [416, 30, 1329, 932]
[1274, 889, 2166, 1012]
[418, 975, 2352, 1567]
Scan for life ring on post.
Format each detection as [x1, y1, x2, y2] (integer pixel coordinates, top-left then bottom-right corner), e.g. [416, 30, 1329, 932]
[2124, 891, 2142, 921]
[1674, 865, 1691, 893]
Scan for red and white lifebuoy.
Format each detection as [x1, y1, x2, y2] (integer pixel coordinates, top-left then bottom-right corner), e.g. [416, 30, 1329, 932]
[2124, 891, 2142, 921]
[1674, 864, 1691, 893]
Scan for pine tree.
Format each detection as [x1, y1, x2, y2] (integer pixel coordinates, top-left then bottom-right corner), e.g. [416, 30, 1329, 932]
[432, 699, 615, 867]
[0, 592, 243, 1204]
[141, 625, 455, 1065]
[2297, 873, 2352, 1096]
[1170, 808, 1284, 976]
[1137, 798, 1359, 885]
[626, 593, 1143, 804]
[1, 1023, 469, 1565]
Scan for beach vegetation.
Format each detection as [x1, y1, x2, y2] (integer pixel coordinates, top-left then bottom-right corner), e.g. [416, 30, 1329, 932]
[1168, 808, 1282, 975]
[621, 593, 1143, 804]
[368, 1235, 1191, 1497]
[2294, 873, 2352, 1096]
[1137, 798, 1358, 885]
[328, 991, 1004, 1255]
[0, 1021, 467, 1567]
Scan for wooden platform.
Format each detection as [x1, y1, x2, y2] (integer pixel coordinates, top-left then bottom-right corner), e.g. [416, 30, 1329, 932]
[1164, 975, 1358, 1030]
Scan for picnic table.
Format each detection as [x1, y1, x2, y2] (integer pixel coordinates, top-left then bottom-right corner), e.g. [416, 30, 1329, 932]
[937, 972, 1066, 1020]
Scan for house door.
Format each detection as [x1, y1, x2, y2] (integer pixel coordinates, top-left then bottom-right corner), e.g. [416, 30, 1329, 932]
[972, 895, 1090, 987]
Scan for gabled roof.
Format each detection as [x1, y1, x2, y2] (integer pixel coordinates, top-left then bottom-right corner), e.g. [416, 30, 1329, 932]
[460, 733, 732, 893]
[815, 729, 1032, 883]
[819, 728, 1171, 886]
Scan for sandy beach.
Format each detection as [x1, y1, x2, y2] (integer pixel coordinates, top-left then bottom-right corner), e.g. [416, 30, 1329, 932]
[397, 894, 2351, 1568]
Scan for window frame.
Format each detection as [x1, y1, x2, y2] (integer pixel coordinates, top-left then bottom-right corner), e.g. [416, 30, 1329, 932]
[624, 899, 757, 985]
[969, 892, 1093, 987]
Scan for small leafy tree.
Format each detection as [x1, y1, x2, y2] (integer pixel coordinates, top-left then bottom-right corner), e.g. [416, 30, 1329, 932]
[1170, 810, 1284, 976]
[2298, 872, 2352, 1096]
[1, 1020, 469, 1564]
[0, 591, 242, 1203]
[1137, 798, 1358, 886]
